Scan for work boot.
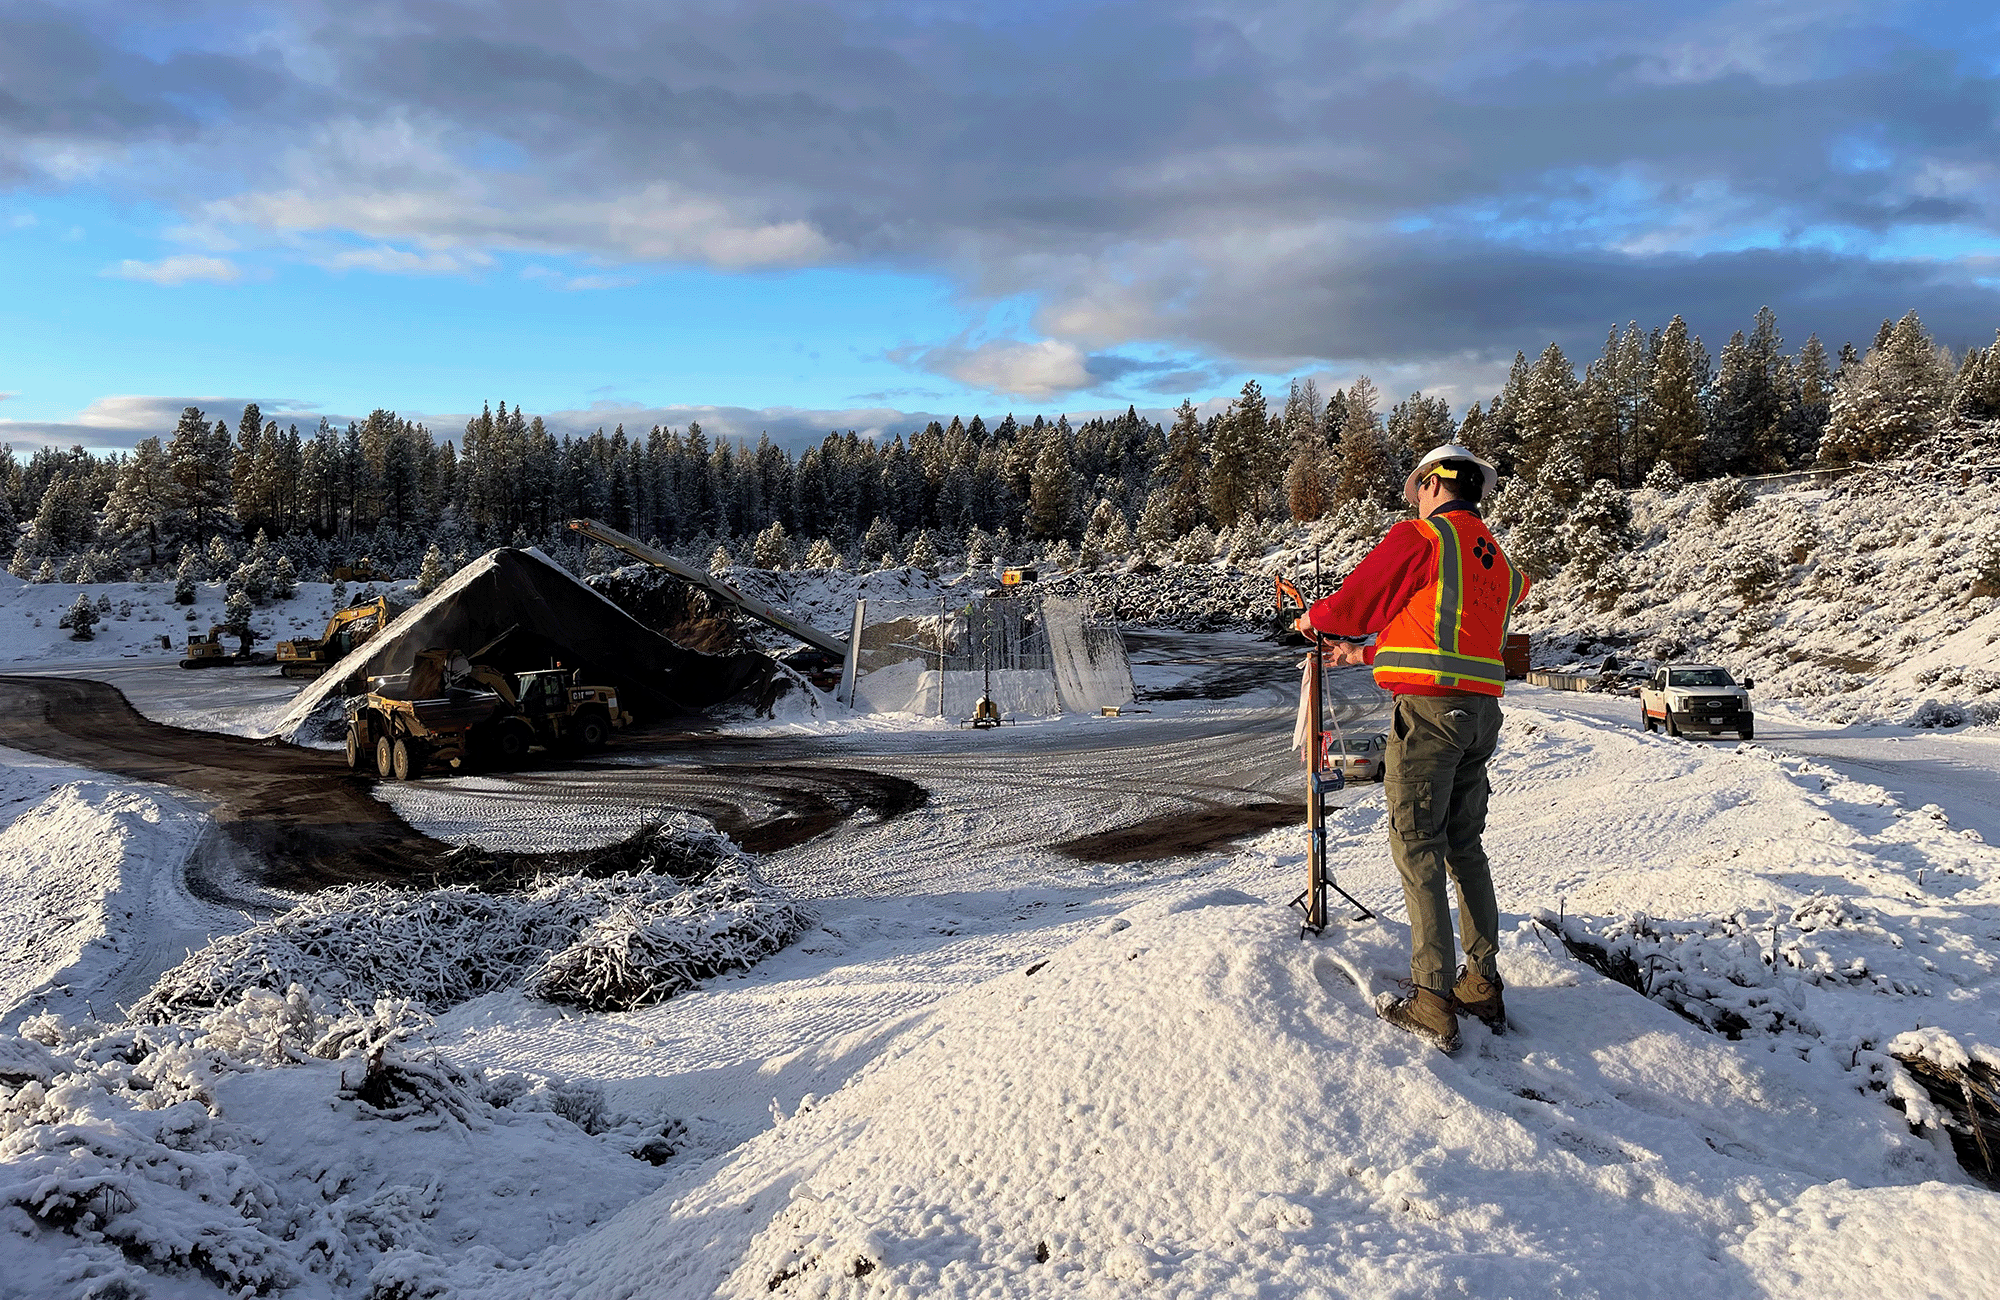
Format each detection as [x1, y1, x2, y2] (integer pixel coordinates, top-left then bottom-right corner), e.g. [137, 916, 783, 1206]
[1378, 986, 1460, 1053]
[1452, 966, 1506, 1032]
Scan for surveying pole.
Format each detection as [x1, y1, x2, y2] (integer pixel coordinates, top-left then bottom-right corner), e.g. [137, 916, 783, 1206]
[1291, 631, 1374, 936]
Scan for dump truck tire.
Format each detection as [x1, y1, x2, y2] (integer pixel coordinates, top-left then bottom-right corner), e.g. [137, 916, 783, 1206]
[345, 725, 366, 770]
[392, 737, 421, 781]
[375, 734, 395, 779]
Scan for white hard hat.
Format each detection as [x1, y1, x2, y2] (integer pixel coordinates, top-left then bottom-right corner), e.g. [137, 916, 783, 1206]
[1403, 443, 1500, 504]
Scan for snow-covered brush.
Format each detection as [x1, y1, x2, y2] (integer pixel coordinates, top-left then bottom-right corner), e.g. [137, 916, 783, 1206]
[526, 865, 814, 1012]
[134, 820, 811, 1020]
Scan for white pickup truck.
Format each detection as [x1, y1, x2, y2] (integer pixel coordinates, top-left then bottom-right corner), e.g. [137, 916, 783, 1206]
[1640, 663, 1755, 740]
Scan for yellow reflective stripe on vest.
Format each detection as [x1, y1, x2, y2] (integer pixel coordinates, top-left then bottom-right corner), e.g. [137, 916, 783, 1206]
[1372, 647, 1508, 686]
[1429, 513, 1465, 654]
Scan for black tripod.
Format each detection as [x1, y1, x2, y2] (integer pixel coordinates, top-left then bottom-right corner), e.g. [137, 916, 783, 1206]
[1291, 632, 1375, 936]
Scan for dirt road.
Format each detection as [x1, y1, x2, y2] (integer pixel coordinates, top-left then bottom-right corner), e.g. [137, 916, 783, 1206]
[0, 675, 446, 897]
[0, 676, 928, 895]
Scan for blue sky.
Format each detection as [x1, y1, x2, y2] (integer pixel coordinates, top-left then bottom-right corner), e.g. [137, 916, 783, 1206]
[3, 1, 1999, 453]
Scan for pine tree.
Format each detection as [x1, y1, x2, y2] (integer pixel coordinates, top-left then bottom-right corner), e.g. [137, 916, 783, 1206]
[1484, 352, 1532, 478]
[1642, 316, 1706, 482]
[416, 543, 448, 595]
[1027, 432, 1074, 538]
[271, 554, 298, 601]
[904, 528, 939, 575]
[173, 545, 200, 604]
[707, 543, 734, 573]
[102, 438, 174, 567]
[1284, 439, 1331, 521]
[231, 403, 263, 530]
[752, 519, 791, 569]
[1082, 498, 1132, 559]
[1947, 329, 2000, 428]
[861, 516, 898, 560]
[26, 473, 95, 557]
[1333, 378, 1399, 507]
[222, 590, 255, 649]
[61, 591, 98, 640]
[804, 537, 844, 570]
[1204, 384, 1264, 528]
[1515, 344, 1582, 499]
[1157, 400, 1209, 534]
[166, 406, 235, 547]
[1818, 311, 1951, 465]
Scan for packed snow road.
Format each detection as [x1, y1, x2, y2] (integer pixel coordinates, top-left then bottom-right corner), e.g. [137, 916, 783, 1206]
[1528, 684, 2000, 843]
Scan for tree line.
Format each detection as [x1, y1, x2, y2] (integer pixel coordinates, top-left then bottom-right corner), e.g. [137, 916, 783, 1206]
[5, 305, 1997, 585]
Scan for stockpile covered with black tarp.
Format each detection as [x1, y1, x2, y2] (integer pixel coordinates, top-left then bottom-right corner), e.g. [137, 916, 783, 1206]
[275, 548, 772, 739]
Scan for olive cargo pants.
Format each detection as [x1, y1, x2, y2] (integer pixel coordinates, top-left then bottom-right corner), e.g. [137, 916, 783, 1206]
[1385, 693, 1504, 994]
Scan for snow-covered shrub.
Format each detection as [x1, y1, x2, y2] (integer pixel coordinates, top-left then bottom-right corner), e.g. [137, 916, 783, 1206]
[59, 592, 98, 639]
[526, 865, 814, 1012]
[270, 553, 298, 600]
[903, 529, 939, 576]
[1494, 483, 1566, 579]
[752, 520, 792, 570]
[229, 556, 272, 604]
[1973, 526, 2000, 598]
[1703, 478, 1751, 524]
[803, 537, 843, 570]
[1642, 460, 1684, 493]
[860, 516, 898, 561]
[1172, 523, 1217, 564]
[32, 557, 55, 583]
[136, 821, 807, 1019]
[1714, 541, 1785, 601]
[415, 544, 446, 595]
[707, 544, 733, 574]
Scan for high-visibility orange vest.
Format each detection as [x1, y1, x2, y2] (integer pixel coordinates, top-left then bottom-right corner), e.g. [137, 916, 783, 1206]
[1372, 510, 1527, 696]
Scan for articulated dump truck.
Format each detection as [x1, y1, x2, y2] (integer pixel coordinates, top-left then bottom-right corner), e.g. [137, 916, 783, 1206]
[276, 595, 399, 679]
[344, 648, 630, 780]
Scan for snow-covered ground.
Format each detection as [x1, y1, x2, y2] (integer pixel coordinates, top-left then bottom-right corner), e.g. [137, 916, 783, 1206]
[4, 642, 1999, 1297]
[0, 745, 242, 1029]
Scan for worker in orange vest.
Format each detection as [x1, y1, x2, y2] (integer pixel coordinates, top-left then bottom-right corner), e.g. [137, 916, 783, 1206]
[1298, 444, 1530, 1052]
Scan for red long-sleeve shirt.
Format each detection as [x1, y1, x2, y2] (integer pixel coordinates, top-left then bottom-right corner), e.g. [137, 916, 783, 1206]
[1305, 508, 1461, 697]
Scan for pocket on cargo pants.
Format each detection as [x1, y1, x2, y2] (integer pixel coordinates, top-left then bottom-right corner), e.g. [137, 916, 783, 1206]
[1387, 778, 1441, 843]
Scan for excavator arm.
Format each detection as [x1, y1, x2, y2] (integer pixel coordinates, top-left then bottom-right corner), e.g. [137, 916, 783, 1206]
[565, 518, 849, 659]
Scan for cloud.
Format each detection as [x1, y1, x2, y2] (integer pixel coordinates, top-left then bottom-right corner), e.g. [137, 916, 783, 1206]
[0, 394, 323, 450]
[104, 254, 241, 285]
[10, 0, 2000, 395]
[900, 338, 1094, 400]
[314, 244, 492, 275]
[522, 265, 640, 291]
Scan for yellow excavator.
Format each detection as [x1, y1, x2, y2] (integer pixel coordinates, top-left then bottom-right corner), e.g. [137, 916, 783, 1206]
[276, 594, 398, 679]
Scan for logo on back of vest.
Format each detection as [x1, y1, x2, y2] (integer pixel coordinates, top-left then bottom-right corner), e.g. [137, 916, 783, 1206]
[1472, 536, 1497, 569]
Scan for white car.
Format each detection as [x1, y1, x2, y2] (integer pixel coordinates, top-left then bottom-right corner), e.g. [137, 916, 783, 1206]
[1639, 664, 1755, 740]
[1331, 731, 1388, 781]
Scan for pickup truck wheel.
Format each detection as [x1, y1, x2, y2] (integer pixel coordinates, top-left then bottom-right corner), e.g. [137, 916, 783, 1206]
[1738, 724, 1754, 741]
[1664, 713, 1680, 738]
[1641, 709, 1654, 732]
[375, 734, 395, 779]
[392, 738, 422, 780]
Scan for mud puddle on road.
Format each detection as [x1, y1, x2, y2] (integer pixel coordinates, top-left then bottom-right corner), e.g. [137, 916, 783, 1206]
[1054, 799, 1298, 863]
